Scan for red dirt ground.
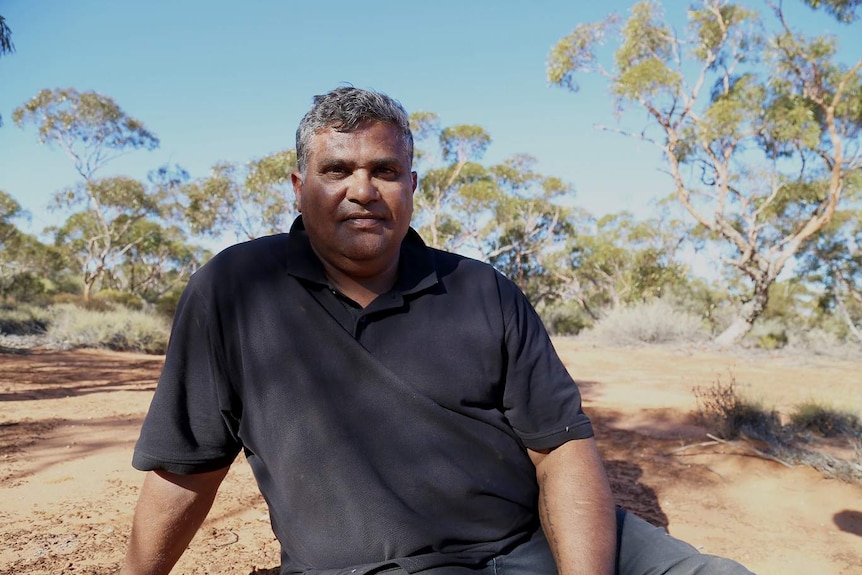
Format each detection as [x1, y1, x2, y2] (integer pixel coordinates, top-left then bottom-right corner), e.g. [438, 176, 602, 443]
[1, 341, 860, 574]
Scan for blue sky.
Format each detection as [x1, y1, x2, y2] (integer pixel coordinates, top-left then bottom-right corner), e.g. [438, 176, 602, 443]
[1, 0, 858, 244]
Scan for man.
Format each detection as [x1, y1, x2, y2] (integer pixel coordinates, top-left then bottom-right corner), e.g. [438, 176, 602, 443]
[121, 87, 753, 575]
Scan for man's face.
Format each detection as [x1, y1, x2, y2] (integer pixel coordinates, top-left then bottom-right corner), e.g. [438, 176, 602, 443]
[291, 121, 417, 278]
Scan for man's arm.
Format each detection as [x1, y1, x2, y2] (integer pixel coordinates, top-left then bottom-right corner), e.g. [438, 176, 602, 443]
[120, 466, 230, 575]
[528, 437, 616, 575]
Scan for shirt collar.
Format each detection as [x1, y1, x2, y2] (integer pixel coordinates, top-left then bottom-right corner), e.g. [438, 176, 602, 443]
[283, 216, 438, 297]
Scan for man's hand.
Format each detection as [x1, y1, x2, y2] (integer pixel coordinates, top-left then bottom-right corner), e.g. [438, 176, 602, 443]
[120, 466, 230, 575]
[529, 438, 616, 575]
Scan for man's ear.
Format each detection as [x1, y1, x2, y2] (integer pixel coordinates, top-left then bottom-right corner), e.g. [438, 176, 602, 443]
[411, 171, 418, 194]
[291, 171, 303, 211]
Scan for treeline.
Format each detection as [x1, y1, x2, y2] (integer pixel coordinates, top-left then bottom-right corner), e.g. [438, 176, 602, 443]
[1, 0, 860, 351]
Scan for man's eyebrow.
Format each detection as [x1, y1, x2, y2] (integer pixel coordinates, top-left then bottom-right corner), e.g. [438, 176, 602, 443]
[317, 158, 355, 171]
[368, 157, 403, 169]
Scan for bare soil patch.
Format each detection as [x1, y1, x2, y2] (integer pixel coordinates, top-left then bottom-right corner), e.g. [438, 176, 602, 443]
[1, 342, 860, 574]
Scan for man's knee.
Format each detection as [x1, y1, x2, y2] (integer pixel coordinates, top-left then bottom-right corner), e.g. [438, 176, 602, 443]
[616, 508, 754, 575]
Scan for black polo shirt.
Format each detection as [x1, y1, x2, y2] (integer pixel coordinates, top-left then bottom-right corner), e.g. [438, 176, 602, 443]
[133, 217, 593, 575]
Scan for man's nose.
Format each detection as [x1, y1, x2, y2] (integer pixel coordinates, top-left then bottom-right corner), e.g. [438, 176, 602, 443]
[346, 171, 379, 204]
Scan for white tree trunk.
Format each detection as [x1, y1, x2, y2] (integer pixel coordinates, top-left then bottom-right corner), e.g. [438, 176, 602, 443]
[715, 287, 770, 347]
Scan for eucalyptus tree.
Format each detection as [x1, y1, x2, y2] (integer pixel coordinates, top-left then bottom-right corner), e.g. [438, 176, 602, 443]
[0, 191, 65, 302]
[0, 15, 12, 56]
[548, 0, 862, 344]
[484, 155, 578, 308]
[411, 114, 581, 306]
[410, 112, 494, 253]
[105, 218, 207, 304]
[0, 15, 12, 128]
[13, 88, 161, 299]
[179, 150, 298, 241]
[13, 88, 159, 181]
[0, 14, 13, 127]
[799, 208, 862, 341]
[52, 177, 164, 300]
[552, 211, 689, 321]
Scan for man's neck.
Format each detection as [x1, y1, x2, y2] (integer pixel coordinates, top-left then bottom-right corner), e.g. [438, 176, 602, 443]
[321, 259, 399, 308]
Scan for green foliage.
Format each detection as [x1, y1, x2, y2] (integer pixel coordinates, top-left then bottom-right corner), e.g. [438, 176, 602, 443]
[549, 0, 862, 344]
[13, 88, 158, 179]
[0, 14, 14, 128]
[180, 149, 297, 240]
[411, 113, 587, 309]
[689, 3, 757, 61]
[539, 302, 591, 336]
[47, 303, 170, 354]
[440, 125, 491, 164]
[104, 218, 206, 303]
[0, 15, 12, 56]
[664, 277, 734, 333]
[93, 289, 145, 310]
[800, 0, 861, 23]
[0, 191, 68, 303]
[565, 211, 689, 312]
[547, 18, 616, 91]
[756, 329, 789, 350]
[155, 287, 184, 320]
[13, 89, 175, 302]
[53, 176, 163, 297]
[586, 298, 709, 345]
[1, 272, 47, 304]
[612, 1, 682, 102]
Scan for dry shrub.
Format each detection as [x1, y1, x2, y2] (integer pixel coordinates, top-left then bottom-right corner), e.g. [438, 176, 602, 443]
[789, 401, 861, 438]
[587, 299, 709, 346]
[693, 372, 862, 485]
[0, 304, 51, 335]
[786, 328, 862, 360]
[46, 303, 170, 354]
[693, 372, 782, 441]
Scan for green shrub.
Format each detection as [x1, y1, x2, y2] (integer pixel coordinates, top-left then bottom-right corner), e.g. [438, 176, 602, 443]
[0, 272, 48, 304]
[758, 331, 789, 350]
[540, 303, 591, 335]
[587, 299, 709, 345]
[94, 289, 145, 310]
[789, 401, 861, 438]
[46, 303, 170, 354]
[50, 292, 115, 312]
[155, 288, 184, 320]
[744, 318, 790, 350]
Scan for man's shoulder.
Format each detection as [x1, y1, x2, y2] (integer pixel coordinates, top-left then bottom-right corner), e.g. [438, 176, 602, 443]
[426, 246, 494, 274]
[191, 233, 290, 286]
[429, 247, 518, 287]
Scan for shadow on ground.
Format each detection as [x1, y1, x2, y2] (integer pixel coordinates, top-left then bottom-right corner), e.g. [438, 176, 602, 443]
[834, 510, 862, 537]
[0, 350, 162, 401]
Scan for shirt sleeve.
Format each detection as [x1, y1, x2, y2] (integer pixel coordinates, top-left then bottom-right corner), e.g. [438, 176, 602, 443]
[498, 273, 594, 451]
[132, 273, 243, 474]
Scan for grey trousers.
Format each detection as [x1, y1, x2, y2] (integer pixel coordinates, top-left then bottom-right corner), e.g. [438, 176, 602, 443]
[382, 508, 755, 575]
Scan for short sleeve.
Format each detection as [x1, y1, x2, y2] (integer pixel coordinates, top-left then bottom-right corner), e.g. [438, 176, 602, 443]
[132, 274, 242, 474]
[498, 274, 593, 451]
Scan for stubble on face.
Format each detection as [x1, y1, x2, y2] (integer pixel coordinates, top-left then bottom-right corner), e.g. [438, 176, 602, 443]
[291, 121, 417, 281]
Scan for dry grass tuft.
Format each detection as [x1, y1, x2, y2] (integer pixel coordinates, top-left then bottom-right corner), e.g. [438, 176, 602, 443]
[693, 373, 862, 485]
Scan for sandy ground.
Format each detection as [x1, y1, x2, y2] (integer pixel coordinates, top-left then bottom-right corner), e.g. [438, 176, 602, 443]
[1, 341, 860, 574]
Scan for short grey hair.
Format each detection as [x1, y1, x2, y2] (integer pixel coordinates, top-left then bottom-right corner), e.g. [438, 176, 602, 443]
[295, 86, 414, 174]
